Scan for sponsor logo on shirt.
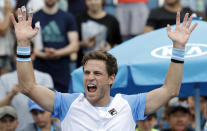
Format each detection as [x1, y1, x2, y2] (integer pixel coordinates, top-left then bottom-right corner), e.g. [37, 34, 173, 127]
[108, 108, 117, 116]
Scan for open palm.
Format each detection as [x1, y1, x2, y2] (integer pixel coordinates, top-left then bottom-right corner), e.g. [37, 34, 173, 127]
[167, 12, 197, 49]
[11, 7, 39, 42]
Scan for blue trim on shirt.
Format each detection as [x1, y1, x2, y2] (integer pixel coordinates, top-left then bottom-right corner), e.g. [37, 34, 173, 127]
[121, 93, 147, 124]
[52, 91, 80, 121]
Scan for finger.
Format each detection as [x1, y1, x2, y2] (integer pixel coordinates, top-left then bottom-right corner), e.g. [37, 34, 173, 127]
[176, 12, 180, 27]
[21, 6, 27, 21]
[166, 24, 171, 32]
[17, 8, 23, 22]
[32, 22, 40, 37]
[28, 8, 33, 25]
[186, 15, 193, 28]
[33, 28, 39, 37]
[190, 22, 198, 33]
[10, 13, 17, 26]
[182, 13, 189, 27]
[35, 21, 40, 30]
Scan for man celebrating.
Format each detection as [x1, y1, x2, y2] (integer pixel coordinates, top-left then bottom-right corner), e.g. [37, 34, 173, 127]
[11, 6, 197, 130]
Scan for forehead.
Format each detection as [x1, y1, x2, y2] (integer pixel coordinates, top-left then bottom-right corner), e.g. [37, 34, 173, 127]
[84, 59, 107, 71]
[0, 115, 15, 121]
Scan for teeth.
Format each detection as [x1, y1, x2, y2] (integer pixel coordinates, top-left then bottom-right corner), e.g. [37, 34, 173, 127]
[87, 84, 95, 87]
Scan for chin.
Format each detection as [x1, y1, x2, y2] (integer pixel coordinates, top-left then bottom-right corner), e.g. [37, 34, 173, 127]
[86, 95, 98, 103]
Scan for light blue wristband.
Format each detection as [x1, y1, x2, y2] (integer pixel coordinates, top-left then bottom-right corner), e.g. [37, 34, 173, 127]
[171, 48, 185, 62]
[16, 46, 31, 62]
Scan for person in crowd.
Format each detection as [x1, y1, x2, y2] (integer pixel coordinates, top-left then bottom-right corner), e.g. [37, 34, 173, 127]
[32, 0, 79, 93]
[163, 100, 193, 131]
[0, 106, 19, 131]
[187, 96, 206, 130]
[135, 113, 159, 131]
[11, 5, 197, 130]
[0, 0, 15, 76]
[0, 42, 54, 131]
[144, 0, 194, 33]
[203, 97, 207, 131]
[76, 0, 122, 67]
[116, 0, 149, 40]
[22, 99, 61, 131]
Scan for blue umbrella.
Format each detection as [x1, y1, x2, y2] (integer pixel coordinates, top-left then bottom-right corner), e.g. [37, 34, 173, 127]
[70, 20, 207, 97]
[69, 20, 207, 131]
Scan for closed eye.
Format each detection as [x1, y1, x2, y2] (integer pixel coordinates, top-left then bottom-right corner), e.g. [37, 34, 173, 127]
[94, 71, 102, 76]
[84, 71, 90, 75]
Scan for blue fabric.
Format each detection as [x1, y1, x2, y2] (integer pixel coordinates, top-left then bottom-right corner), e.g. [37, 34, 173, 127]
[70, 20, 207, 97]
[68, 0, 86, 16]
[172, 48, 185, 61]
[28, 99, 44, 111]
[16, 57, 31, 62]
[121, 93, 147, 124]
[17, 46, 30, 52]
[52, 92, 80, 121]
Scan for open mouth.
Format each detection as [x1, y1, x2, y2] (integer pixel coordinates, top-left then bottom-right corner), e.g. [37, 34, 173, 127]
[87, 84, 97, 92]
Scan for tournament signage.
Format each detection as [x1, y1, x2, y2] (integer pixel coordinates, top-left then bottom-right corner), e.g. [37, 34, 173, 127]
[151, 43, 207, 59]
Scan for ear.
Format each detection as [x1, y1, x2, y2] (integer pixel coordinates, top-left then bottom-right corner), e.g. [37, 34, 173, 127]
[109, 74, 116, 85]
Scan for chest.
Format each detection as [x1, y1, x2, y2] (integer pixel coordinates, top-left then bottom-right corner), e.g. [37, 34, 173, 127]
[61, 96, 136, 131]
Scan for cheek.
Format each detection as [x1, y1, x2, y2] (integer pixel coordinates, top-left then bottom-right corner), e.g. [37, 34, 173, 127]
[0, 123, 5, 128]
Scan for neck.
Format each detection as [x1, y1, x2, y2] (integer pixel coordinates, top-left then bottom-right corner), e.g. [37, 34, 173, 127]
[43, 5, 58, 15]
[164, 2, 182, 13]
[87, 9, 106, 19]
[89, 92, 111, 107]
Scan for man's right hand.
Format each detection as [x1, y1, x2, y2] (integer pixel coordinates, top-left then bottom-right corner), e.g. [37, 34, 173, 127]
[10, 6, 39, 45]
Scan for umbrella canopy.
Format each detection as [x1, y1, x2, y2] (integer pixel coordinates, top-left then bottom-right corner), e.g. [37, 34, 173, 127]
[69, 20, 207, 97]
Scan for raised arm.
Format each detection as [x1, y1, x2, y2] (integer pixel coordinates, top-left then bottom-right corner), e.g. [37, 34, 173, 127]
[11, 7, 55, 112]
[145, 12, 197, 115]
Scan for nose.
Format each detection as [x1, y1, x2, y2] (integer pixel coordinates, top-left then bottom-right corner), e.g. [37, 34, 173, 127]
[87, 73, 95, 81]
[6, 121, 12, 128]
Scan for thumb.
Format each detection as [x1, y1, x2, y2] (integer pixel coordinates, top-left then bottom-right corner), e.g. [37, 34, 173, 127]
[33, 21, 40, 36]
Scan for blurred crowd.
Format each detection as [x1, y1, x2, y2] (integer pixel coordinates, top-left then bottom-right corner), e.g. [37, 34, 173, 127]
[0, 0, 207, 130]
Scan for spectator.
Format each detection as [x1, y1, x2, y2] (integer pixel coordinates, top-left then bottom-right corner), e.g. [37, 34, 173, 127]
[76, 0, 122, 67]
[144, 0, 194, 33]
[116, 0, 149, 40]
[163, 101, 193, 131]
[0, 106, 19, 131]
[32, 0, 79, 93]
[0, 42, 54, 131]
[187, 96, 206, 130]
[22, 99, 61, 131]
[0, 0, 15, 76]
[135, 113, 159, 131]
[203, 97, 207, 131]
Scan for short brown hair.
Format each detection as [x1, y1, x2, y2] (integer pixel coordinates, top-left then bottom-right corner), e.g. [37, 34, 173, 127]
[82, 50, 118, 76]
